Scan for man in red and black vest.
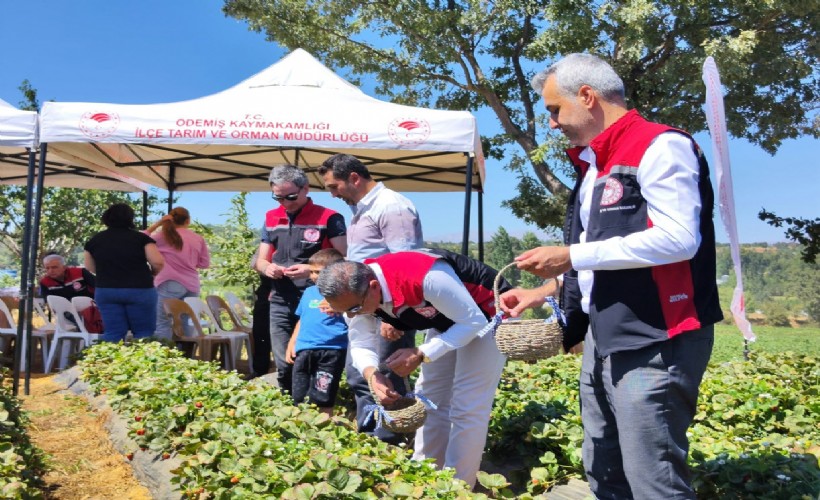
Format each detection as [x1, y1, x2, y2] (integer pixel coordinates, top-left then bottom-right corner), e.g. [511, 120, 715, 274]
[254, 164, 347, 390]
[500, 54, 722, 499]
[316, 248, 511, 488]
[39, 254, 96, 301]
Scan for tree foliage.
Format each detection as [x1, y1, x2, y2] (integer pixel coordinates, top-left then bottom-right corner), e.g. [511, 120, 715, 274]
[758, 210, 819, 263]
[198, 193, 259, 294]
[224, 0, 818, 230]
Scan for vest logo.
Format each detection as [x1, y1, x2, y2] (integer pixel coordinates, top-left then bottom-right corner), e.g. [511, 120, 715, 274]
[414, 306, 438, 318]
[303, 228, 320, 242]
[669, 293, 689, 303]
[600, 178, 624, 206]
[388, 118, 431, 146]
[73, 282, 83, 291]
[79, 112, 120, 139]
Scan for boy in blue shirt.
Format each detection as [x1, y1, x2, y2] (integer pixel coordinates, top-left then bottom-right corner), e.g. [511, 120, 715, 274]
[286, 248, 348, 415]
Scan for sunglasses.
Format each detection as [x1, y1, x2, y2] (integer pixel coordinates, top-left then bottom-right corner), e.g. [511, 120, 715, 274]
[272, 190, 301, 202]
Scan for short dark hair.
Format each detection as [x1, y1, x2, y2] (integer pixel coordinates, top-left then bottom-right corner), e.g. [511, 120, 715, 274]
[317, 154, 372, 181]
[308, 248, 345, 268]
[101, 202, 136, 229]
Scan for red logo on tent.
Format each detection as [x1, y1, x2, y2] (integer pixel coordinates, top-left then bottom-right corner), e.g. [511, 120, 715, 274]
[388, 118, 431, 146]
[79, 111, 120, 139]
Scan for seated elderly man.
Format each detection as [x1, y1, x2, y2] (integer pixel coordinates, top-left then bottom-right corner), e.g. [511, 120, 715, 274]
[316, 248, 511, 488]
[39, 254, 96, 301]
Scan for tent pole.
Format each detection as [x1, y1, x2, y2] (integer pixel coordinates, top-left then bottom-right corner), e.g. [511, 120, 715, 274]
[142, 191, 148, 229]
[12, 149, 38, 396]
[461, 155, 474, 256]
[167, 163, 176, 214]
[25, 144, 48, 395]
[478, 191, 484, 262]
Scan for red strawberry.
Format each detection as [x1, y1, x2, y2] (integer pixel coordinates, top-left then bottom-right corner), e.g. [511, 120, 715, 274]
[136, 429, 145, 436]
[125, 452, 134, 461]
[195, 402, 203, 408]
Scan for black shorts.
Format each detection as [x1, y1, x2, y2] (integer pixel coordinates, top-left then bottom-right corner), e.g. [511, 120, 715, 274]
[291, 348, 347, 408]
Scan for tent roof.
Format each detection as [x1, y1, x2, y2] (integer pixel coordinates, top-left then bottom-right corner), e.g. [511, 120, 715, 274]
[0, 97, 148, 192]
[0, 98, 37, 148]
[39, 49, 485, 193]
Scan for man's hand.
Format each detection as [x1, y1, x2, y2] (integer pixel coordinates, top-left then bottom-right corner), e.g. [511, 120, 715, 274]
[385, 347, 424, 377]
[498, 288, 548, 318]
[515, 246, 572, 279]
[284, 264, 311, 280]
[380, 323, 404, 341]
[263, 262, 285, 279]
[365, 368, 400, 405]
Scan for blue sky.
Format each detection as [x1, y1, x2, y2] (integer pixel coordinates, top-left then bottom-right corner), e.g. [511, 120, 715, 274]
[1, 0, 815, 243]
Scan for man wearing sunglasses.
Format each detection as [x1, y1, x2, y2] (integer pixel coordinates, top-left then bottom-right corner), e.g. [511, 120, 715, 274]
[255, 165, 347, 391]
[316, 248, 511, 488]
[318, 153, 424, 445]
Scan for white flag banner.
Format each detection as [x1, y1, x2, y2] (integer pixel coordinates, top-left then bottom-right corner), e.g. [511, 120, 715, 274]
[702, 57, 755, 341]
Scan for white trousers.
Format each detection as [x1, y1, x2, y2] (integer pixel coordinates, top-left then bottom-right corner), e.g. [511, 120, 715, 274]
[412, 329, 506, 487]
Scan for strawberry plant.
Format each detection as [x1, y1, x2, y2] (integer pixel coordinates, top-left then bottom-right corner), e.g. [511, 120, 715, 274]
[78, 342, 475, 498]
[487, 351, 820, 498]
[0, 368, 47, 499]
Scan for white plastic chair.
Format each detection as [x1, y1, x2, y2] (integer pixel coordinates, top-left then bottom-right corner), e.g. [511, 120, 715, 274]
[184, 297, 250, 372]
[0, 297, 53, 372]
[224, 292, 253, 329]
[32, 298, 55, 331]
[45, 296, 99, 373]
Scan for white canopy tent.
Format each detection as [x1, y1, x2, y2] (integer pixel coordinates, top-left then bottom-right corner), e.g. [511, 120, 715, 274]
[39, 48, 486, 247]
[1, 99, 149, 191]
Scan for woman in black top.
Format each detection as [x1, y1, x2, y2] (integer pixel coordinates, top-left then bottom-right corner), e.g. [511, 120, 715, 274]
[84, 203, 165, 342]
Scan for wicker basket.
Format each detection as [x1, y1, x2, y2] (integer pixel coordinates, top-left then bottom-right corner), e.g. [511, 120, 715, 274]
[369, 376, 427, 434]
[493, 262, 564, 362]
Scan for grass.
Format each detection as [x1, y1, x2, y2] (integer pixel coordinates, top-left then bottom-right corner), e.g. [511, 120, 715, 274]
[711, 324, 820, 364]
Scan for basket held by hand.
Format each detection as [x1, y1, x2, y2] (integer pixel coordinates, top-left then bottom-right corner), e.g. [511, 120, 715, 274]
[492, 262, 565, 362]
[364, 375, 436, 434]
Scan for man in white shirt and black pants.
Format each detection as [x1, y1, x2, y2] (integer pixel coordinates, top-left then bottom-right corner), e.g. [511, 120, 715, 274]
[500, 54, 722, 499]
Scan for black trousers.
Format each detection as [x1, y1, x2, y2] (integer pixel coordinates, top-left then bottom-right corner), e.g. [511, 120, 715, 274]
[251, 278, 272, 377]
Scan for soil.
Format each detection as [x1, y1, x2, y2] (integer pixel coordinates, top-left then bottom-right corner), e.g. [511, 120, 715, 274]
[18, 374, 153, 500]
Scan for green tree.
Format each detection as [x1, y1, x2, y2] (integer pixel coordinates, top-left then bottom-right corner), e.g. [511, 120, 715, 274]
[486, 227, 517, 283]
[199, 193, 259, 294]
[224, 0, 818, 230]
[518, 231, 545, 290]
[758, 210, 819, 264]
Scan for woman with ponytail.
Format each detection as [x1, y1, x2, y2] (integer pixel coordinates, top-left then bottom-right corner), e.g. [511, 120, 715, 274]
[144, 207, 210, 340]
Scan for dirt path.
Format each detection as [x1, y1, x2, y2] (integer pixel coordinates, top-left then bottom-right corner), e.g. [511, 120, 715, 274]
[18, 374, 152, 500]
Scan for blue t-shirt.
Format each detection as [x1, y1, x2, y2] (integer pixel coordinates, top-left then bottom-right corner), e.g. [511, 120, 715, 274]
[294, 286, 348, 352]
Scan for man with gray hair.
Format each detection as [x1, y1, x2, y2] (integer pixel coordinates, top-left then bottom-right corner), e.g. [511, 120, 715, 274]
[318, 153, 424, 445]
[317, 248, 511, 488]
[254, 164, 347, 389]
[39, 253, 96, 301]
[500, 53, 722, 499]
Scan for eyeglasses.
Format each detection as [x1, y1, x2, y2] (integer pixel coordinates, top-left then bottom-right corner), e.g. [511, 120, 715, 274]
[345, 290, 368, 315]
[272, 189, 302, 202]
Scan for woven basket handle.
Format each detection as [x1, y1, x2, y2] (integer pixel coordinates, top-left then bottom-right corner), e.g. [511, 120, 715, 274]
[493, 261, 561, 313]
[493, 262, 519, 312]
